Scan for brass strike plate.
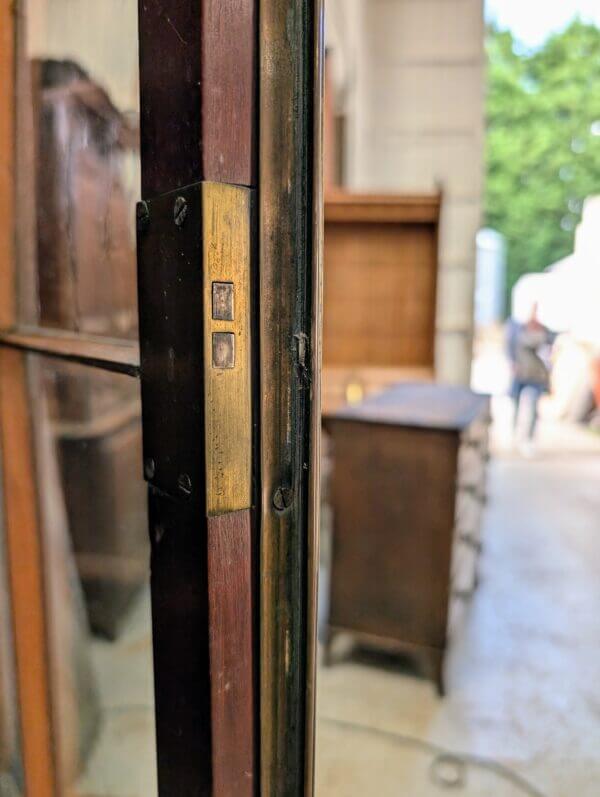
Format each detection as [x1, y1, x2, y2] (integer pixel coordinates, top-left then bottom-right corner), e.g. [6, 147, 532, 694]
[203, 182, 252, 515]
[212, 331, 235, 369]
[212, 282, 234, 321]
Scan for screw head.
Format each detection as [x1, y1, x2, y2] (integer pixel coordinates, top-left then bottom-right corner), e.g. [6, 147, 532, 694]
[273, 486, 294, 512]
[178, 473, 192, 496]
[136, 200, 150, 232]
[154, 523, 166, 544]
[174, 196, 188, 227]
[144, 457, 155, 480]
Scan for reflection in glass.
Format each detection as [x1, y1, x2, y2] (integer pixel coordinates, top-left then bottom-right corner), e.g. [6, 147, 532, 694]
[16, 1, 140, 338]
[29, 355, 155, 796]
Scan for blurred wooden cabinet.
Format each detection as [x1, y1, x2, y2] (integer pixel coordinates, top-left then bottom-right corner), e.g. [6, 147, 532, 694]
[48, 362, 147, 639]
[323, 193, 441, 412]
[33, 62, 146, 639]
[323, 383, 490, 694]
[34, 57, 139, 338]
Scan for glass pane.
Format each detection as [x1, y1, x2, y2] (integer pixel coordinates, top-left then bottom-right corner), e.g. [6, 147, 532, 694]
[0, 503, 24, 797]
[15, 1, 140, 338]
[28, 354, 156, 796]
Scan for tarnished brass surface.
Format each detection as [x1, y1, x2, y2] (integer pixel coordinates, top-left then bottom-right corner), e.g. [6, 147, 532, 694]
[260, 0, 322, 794]
[212, 332, 235, 369]
[203, 181, 252, 516]
[212, 282, 234, 321]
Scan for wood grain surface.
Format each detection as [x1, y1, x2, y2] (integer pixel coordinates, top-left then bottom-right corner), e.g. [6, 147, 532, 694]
[0, 348, 56, 797]
[325, 392, 490, 695]
[0, 9, 57, 793]
[202, 0, 257, 186]
[304, 1, 325, 788]
[329, 382, 490, 431]
[0, 329, 140, 375]
[259, 0, 319, 793]
[137, 6, 214, 791]
[328, 420, 458, 648]
[0, 0, 15, 328]
[325, 192, 441, 223]
[147, 485, 212, 796]
[138, 1, 202, 198]
[208, 509, 255, 797]
[323, 195, 441, 372]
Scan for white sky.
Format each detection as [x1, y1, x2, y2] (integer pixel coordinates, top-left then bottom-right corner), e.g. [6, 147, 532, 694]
[486, 0, 600, 47]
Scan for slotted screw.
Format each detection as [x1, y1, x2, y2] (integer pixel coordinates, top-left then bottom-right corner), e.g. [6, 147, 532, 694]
[136, 200, 150, 232]
[178, 473, 192, 496]
[174, 196, 188, 227]
[273, 486, 294, 512]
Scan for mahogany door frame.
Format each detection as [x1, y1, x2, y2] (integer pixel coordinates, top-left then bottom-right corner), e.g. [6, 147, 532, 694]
[0, 0, 323, 794]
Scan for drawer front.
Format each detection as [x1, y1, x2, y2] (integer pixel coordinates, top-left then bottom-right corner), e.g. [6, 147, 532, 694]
[328, 422, 459, 651]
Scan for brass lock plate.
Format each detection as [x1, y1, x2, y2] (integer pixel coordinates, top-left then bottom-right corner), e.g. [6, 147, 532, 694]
[203, 182, 252, 515]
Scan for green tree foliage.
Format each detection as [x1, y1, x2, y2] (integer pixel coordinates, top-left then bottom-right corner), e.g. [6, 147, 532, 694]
[486, 19, 600, 305]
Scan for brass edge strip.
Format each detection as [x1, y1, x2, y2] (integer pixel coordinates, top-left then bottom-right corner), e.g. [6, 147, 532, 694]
[202, 181, 253, 516]
[304, 0, 324, 792]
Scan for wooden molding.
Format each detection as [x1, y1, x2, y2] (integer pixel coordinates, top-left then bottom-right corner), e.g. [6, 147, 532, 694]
[0, 328, 140, 375]
[0, 348, 56, 797]
[260, 0, 322, 793]
[0, 0, 15, 328]
[325, 191, 442, 224]
[304, 1, 325, 791]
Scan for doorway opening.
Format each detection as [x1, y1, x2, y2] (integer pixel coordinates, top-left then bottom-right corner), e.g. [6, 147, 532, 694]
[316, 3, 600, 796]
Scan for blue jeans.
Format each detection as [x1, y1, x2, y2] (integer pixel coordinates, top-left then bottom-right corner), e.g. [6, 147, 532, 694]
[512, 382, 545, 440]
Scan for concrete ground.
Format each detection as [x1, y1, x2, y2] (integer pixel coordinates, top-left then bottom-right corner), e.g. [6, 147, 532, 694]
[76, 587, 157, 796]
[316, 371, 600, 795]
[70, 334, 600, 797]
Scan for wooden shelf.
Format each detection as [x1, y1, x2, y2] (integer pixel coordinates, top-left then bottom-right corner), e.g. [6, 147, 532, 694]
[0, 328, 140, 376]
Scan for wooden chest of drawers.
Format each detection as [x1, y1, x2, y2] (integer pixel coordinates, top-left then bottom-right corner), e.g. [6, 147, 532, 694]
[323, 383, 490, 694]
[322, 193, 441, 413]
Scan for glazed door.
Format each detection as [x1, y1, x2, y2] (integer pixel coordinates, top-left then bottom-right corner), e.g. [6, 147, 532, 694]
[0, 1, 322, 796]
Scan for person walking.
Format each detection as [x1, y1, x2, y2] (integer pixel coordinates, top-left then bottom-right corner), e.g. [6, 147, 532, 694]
[507, 304, 553, 456]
